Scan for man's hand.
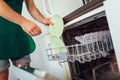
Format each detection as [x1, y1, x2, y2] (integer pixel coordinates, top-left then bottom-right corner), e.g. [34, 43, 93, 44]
[25, 0, 53, 27]
[21, 20, 41, 36]
[41, 18, 54, 26]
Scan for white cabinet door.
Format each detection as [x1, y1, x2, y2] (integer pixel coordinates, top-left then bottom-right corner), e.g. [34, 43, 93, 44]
[42, 0, 83, 17]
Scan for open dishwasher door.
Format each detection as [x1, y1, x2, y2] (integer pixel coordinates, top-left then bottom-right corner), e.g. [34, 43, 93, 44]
[10, 64, 42, 80]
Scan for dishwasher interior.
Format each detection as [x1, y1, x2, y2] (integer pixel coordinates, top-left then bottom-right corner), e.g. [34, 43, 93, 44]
[62, 12, 120, 80]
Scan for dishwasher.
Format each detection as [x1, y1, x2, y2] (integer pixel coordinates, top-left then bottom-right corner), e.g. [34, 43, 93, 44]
[46, 0, 120, 80]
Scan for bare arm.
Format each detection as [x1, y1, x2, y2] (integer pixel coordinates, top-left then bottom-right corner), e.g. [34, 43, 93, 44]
[0, 0, 27, 26]
[0, 0, 41, 36]
[25, 0, 53, 26]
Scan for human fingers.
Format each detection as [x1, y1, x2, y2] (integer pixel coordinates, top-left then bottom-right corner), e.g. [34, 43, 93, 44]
[42, 18, 54, 26]
[28, 30, 35, 36]
[47, 18, 54, 25]
[35, 26, 41, 34]
[33, 27, 41, 36]
[28, 27, 41, 36]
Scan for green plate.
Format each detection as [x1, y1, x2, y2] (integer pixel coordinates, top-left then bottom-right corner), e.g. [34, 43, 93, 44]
[49, 14, 64, 37]
[50, 36, 67, 54]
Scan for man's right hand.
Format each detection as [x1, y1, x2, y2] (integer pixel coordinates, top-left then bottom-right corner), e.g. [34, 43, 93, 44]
[21, 20, 41, 36]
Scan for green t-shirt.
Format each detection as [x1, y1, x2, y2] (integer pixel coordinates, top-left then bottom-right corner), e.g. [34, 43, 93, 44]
[0, 0, 36, 60]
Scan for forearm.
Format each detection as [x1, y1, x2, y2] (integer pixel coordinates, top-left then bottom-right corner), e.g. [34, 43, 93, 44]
[25, 0, 45, 23]
[0, 0, 27, 26]
[29, 6, 45, 22]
